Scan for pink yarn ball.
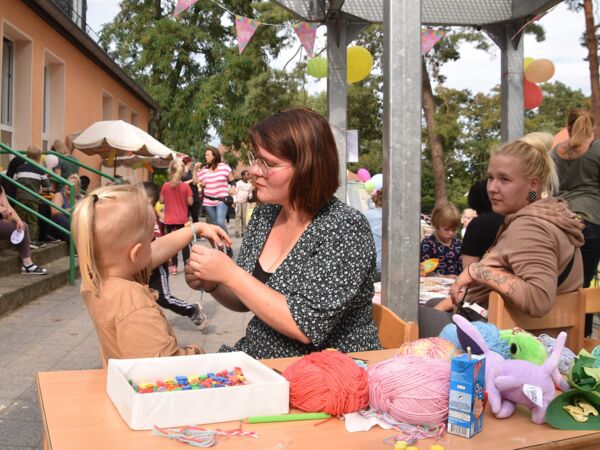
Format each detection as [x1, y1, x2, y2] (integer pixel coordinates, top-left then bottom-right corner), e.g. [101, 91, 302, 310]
[368, 356, 450, 425]
[396, 337, 462, 361]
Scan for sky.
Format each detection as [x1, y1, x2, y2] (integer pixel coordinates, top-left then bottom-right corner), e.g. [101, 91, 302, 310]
[85, 1, 593, 97]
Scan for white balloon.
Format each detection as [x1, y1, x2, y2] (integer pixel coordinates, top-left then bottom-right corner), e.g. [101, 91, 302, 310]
[371, 173, 383, 190]
[45, 154, 59, 170]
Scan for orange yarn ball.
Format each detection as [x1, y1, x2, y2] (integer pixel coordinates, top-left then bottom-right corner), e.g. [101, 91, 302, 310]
[282, 350, 369, 415]
[396, 337, 462, 361]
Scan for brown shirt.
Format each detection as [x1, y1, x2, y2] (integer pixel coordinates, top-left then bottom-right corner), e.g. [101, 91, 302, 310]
[466, 197, 584, 317]
[82, 276, 202, 366]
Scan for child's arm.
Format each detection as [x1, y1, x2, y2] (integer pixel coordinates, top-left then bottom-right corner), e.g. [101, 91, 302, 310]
[150, 223, 231, 270]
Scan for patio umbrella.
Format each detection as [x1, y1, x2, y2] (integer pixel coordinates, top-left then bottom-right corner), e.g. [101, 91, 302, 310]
[72, 120, 173, 175]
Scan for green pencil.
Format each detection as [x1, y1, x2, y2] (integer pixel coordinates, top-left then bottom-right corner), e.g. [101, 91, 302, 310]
[245, 412, 331, 424]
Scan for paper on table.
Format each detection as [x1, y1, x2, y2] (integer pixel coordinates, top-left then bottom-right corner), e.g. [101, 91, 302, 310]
[344, 412, 393, 432]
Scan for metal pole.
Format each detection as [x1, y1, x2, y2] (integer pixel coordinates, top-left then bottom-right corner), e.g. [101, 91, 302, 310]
[382, 0, 422, 322]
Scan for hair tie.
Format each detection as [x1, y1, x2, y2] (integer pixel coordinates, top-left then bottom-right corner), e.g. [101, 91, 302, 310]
[92, 194, 99, 203]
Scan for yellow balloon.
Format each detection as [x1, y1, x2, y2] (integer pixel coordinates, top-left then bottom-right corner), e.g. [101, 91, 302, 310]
[524, 58, 555, 83]
[524, 56, 534, 70]
[347, 46, 373, 84]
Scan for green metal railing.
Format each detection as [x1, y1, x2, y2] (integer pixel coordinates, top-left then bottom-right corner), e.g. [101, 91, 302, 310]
[1, 143, 124, 284]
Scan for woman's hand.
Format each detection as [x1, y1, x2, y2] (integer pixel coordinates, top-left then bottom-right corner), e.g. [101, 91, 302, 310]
[194, 223, 232, 249]
[184, 262, 208, 290]
[449, 265, 476, 305]
[188, 244, 235, 285]
[13, 214, 24, 231]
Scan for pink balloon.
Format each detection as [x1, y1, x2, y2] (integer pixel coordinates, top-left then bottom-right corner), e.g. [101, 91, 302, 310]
[357, 168, 371, 182]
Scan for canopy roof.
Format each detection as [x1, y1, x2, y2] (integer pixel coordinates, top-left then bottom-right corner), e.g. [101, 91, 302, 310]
[275, 0, 561, 25]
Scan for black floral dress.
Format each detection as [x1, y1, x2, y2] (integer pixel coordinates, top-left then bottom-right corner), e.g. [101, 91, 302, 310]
[219, 197, 382, 358]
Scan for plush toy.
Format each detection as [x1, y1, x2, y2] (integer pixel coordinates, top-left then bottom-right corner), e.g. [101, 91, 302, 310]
[499, 328, 548, 366]
[453, 315, 569, 424]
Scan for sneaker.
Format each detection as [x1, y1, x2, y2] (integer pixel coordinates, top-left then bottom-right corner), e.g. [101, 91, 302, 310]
[190, 303, 208, 331]
[21, 264, 48, 275]
[30, 241, 47, 249]
[169, 266, 178, 275]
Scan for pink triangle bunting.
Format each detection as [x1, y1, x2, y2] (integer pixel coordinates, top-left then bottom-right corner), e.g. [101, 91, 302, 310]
[235, 15, 260, 54]
[173, 0, 199, 17]
[293, 22, 318, 57]
[421, 29, 446, 55]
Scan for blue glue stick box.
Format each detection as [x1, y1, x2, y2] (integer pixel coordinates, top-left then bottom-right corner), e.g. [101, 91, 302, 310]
[447, 354, 486, 439]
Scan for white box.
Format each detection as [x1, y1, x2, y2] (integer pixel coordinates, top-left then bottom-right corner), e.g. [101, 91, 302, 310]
[106, 352, 289, 430]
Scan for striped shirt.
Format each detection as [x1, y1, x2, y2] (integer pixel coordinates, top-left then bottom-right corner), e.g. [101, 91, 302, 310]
[13, 162, 50, 203]
[198, 163, 232, 207]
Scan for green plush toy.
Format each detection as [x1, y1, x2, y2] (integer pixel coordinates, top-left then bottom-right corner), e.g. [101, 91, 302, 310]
[500, 328, 548, 365]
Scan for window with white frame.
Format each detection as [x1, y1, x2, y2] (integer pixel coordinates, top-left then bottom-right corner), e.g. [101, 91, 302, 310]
[1, 37, 14, 147]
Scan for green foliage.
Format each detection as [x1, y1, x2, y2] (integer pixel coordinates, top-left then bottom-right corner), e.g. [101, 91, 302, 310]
[99, 0, 294, 154]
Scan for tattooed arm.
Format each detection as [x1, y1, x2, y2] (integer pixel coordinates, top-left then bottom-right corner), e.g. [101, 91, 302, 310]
[449, 263, 522, 305]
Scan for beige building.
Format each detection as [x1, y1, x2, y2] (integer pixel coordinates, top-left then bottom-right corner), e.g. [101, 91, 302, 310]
[1, 0, 159, 188]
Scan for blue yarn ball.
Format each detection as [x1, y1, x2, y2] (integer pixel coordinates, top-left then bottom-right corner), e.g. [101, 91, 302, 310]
[439, 321, 511, 359]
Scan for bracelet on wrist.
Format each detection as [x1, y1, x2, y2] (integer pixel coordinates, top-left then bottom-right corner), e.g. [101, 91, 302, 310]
[204, 283, 219, 293]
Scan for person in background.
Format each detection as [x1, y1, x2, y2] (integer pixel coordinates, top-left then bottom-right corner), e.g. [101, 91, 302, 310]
[196, 146, 234, 256]
[49, 174, 82, 245]
[185, 107, 381, 359]
[13, 145, 51, 249]
[79, 175, 90, 194]
[552, 108, 600, 336]
[52, 139, 79, 179]
[181, 156, 201, 223]
[2, 152, 26, 201]
[142, 182, 208, 330]
[0, 184, 47, 274]
[364, 188, 383, 282]
[461, 179, 505, 270]
[234, 170, 252, 238]
[460, 208, 477, 238]
[420, 203, 463, 276]
[160, 159, 193, 275]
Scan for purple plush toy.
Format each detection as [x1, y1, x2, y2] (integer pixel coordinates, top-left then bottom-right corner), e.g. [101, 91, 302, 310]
[452, 315, 569, 424]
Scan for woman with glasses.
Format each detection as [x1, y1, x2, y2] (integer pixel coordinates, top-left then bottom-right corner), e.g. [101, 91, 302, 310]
[185, 107, 381, 358]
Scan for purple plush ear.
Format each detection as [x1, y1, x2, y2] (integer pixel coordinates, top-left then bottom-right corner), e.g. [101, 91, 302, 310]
[452, 315, 489, 355]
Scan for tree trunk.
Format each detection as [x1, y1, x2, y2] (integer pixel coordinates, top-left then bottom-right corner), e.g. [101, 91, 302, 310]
[421, 57, 448, 205]
[583, 0, 600, 138]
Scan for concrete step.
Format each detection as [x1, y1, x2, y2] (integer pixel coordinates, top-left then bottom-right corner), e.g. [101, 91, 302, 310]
[0, 241, 68, 276]
[0, 255, 79, 316]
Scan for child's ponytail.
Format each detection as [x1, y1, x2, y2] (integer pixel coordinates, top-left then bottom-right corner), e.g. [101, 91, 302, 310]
[168, 159, 184, 188]
[72, 193, 102, 296]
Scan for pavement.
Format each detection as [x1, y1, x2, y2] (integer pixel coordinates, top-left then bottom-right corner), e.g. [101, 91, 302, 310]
[0, 229, 250, 450]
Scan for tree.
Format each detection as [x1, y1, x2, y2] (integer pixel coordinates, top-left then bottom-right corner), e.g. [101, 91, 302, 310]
[98, 0, 294, 155]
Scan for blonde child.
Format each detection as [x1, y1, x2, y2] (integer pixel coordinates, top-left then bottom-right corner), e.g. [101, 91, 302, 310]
[420, 203, 463, 276]
[72, 184, 230, 366]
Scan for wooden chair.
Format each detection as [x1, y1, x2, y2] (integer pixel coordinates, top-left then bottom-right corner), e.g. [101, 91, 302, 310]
[487, 288, 586, 353]
[372, 303, 419, 349]
[583, 286, 600, 352]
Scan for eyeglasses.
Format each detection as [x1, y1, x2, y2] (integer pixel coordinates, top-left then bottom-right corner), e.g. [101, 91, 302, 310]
[248, 153, 291, 176]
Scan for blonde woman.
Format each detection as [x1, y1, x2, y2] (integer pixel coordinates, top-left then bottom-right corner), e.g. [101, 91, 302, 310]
[160, 159, 193, 274]
[552, 108, 600, 336]
[71, 184, 229, 365]
[450, 132, 584, 317]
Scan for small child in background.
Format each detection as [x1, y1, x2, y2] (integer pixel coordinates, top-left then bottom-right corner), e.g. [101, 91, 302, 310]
[141, 182, 208, 330]
[72, 184, 230, 366]
[420, 203, 463, 276]
[460, 208, 477, 238]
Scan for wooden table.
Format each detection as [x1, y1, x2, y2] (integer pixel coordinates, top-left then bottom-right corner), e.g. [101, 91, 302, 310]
[37, 349, 600, 450]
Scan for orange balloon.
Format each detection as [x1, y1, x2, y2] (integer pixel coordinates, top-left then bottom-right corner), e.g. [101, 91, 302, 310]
[524, 58, 555, 83]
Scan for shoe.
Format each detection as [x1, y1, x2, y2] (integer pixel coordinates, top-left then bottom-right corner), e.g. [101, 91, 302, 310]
[226, 247, 234, 258]
[21, 264, 48, 275]
[191, 303, 208, 331]
[169, 266, 178, 275]
[30, 241, 47, 249]
[40, 237, 61, 244]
